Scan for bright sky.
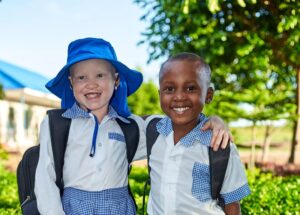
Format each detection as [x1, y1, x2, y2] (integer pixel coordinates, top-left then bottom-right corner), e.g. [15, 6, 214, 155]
[0, 0, 163, 83]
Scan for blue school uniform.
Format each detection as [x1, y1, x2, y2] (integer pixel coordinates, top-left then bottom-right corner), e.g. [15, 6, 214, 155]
[145, 114, 251, 215]
[35, 104, 146, 215]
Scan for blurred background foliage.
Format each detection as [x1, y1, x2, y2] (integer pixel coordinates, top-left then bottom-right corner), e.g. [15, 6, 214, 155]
[1, 165, 299, 214]
[134, 0, 300, 164]
[128, 79, 163, 116]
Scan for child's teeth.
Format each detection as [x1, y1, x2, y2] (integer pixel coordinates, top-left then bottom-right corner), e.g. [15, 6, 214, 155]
[173, 107, 189, 112]
[86, 93, 98, 98]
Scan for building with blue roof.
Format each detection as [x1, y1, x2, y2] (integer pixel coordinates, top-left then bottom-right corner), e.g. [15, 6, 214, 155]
[0, 60, 50, 92]
[0, 60, 59, 151]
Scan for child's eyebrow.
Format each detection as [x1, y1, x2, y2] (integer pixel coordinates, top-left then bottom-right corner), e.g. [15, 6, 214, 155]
[160, 82, 174, 87]
[161, 79, 175, 83]
[186, 81, 198, 84]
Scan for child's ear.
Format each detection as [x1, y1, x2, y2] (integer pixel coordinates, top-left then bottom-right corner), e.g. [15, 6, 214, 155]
[205, 87, 214, 104]
[114, 73, 120, 89]
[68, 76, 73, 90]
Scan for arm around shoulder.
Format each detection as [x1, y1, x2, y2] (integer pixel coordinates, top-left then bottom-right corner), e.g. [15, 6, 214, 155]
[130, 114, 164, 161]
[129, 114, 147, 161]
[202, 115, 233, 151]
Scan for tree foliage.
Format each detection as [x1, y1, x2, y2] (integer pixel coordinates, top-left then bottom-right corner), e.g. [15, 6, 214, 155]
[135, 0, 299, 68]
[135, 0, 300, 161]
[128, 80, 162, 116]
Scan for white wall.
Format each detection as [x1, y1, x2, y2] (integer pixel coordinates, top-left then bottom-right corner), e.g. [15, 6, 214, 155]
[0, 99, 55, 152]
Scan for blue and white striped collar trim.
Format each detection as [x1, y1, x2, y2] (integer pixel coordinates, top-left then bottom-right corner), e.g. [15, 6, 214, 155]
[156, 113, 212, 147]
[62, 103, 130, 123]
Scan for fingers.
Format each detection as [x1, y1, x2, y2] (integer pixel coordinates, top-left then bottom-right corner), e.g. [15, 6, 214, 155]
[211, 129, 232, 151]
[220, 132, 230, 149]
[203, 116, 233, 150]
[211, 129, 224, 151]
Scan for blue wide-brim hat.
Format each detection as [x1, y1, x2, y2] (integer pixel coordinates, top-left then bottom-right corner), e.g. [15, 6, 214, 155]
[46, 37, 143, 117]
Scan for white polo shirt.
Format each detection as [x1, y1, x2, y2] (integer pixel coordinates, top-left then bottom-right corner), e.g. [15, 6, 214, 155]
[35, 104, 146, 215]
[146, 115, 250, 215]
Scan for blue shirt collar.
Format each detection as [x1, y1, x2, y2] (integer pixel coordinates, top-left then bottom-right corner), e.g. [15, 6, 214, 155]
[156, 113, 212, 147]
[62, 103, 130, 123]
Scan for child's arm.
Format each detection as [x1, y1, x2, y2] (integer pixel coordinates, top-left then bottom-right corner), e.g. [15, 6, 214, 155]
[35, 116, 65, 215]
[201, 115, 233, 151]
[220, 144, 251, 214]
[224, 201, 241, 215]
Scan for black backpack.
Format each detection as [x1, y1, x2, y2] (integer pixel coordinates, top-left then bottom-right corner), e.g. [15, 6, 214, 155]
[142, 117, 230, 213]
[17, 109, 140, 215]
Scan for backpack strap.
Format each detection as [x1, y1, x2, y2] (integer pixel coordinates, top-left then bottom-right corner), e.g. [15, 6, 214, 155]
[47, 109, 71, 195]
[115, 117, 139, 210]
[209, 143, 230, 208]
[142, 117, 161, 214]
[115, 118, 139, 164]
[146, 117, 161, 174]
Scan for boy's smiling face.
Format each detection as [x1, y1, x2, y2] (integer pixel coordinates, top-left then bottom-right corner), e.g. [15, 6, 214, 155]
[69, 59, 118, 117]
[159, 59, 213, 130]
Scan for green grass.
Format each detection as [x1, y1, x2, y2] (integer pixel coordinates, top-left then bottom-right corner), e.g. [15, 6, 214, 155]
[231, 125, 292, 149]
[129, 166, 150, 215]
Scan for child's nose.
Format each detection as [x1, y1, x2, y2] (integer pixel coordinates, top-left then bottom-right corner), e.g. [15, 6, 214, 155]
[86, 79, 99, 88]
[174, 90, 186, 101]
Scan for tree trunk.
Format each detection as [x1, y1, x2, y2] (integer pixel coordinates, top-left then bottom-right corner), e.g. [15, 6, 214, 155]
[289, 68, 300, 163]
[250, 122, 257, 169]
[261, 125, 272, 163]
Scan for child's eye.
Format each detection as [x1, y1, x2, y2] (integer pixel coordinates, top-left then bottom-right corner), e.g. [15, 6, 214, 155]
[74, 75, 86, 82]
[187, 86, 196, 92]
[96, 73, 104, 78]
[163, 86, 175, 93]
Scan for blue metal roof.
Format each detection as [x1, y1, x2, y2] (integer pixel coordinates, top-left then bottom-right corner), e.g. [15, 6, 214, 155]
[0, 60, 50, 93]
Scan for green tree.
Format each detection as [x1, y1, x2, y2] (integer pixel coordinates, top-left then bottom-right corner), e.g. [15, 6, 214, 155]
[135, 0, 299, 163]
[0, 84, 3, 99]
[128, 80, 162, 116]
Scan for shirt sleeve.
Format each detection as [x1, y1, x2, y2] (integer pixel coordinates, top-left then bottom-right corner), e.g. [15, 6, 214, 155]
[220, 143, 251, 204]
[130, 114, 147, 161]
[34, 115, 66, 215]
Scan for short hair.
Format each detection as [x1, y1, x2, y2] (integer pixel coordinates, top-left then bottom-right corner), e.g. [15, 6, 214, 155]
[159, 52, 211, 84]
